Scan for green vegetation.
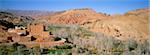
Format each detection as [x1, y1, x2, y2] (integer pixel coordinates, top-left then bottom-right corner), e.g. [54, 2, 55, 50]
[54, 45, 72, 49]
[47, 49, 72, 54]
[47, 24, 150, 55]
[73, 35, 150, 55]
[0, 43, 72, 55]
[48, 24, 70, 33]
[0, 43, 29, 55]
[48, 24, 94, 38]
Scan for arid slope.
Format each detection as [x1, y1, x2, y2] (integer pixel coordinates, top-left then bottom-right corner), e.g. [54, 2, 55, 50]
[49, 8, 110, 24]
[48, 8, 150, 41]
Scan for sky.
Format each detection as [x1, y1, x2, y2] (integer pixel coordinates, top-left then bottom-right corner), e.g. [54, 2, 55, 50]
[0, 0, 149, 14]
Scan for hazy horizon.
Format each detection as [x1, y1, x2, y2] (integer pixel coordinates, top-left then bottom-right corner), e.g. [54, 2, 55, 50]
[0, 0, 149, 14]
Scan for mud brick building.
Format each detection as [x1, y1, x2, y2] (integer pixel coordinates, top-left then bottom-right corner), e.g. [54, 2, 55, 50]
[27, 24, 50, 37]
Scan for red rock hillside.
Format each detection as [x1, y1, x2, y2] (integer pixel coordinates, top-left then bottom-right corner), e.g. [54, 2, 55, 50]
[48, 8, 111, 24]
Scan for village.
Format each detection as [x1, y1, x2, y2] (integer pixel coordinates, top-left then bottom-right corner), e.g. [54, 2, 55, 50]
[7, 23, 67, 48]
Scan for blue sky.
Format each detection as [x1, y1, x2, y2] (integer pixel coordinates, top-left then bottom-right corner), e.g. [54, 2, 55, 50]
[0, 0, 149, 14]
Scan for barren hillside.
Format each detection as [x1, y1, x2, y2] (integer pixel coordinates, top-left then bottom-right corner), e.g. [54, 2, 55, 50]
[48, 8, 111, 24]
[84, 8, 149, 40]
[48, 8, 150, 41]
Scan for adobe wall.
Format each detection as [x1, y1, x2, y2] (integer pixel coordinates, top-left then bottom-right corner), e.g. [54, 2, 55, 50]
[27, 24, 49, 37]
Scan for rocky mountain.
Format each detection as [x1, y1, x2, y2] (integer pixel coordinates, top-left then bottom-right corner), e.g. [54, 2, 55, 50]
[48, 8, 111, 24]
[48, 8, 150, 41]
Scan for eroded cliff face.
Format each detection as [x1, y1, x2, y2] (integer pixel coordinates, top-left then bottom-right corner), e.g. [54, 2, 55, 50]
[49, 8, 110, 24]
[48, 8, 150, 41]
